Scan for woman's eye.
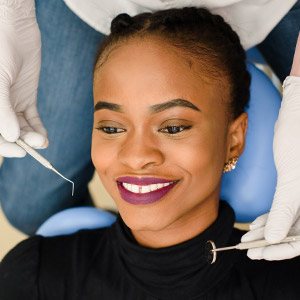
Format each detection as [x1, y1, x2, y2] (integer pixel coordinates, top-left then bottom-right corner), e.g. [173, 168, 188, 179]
[159, 125, 192, 135]
[96, 126, 125, 134]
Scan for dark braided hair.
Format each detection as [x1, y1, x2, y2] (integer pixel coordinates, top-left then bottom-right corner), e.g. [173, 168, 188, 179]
[94, 7, 251, 119]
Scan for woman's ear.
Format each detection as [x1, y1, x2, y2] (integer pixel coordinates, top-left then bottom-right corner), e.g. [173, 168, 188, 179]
[226, 112, 248, 160]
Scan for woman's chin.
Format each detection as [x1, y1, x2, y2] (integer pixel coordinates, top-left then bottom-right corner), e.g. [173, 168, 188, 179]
[119, 209, 172, 232]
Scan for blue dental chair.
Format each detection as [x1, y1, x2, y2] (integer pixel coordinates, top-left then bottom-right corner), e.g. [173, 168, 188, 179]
[37, 53, 281, 237]
[221, 62, 281, 222]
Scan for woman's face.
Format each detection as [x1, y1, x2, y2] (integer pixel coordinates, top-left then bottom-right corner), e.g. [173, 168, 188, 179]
[92, 37, 247, 242]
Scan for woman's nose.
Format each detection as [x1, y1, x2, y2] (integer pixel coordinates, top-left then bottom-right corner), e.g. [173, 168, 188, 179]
[118, 133, 165, 171]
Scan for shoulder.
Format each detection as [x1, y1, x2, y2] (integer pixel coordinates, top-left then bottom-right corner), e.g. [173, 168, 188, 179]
[38, 226, 112, 271]
[39, 226, 111, 264]
[37, 227, 114, 297]
[0, 235, 42, 300]
[0, 227, 112, 299]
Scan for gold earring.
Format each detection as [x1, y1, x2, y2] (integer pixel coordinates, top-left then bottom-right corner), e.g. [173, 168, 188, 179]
[223, 156, 239, 173]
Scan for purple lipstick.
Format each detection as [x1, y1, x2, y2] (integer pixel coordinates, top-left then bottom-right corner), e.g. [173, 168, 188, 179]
[116, 176, 179, 205]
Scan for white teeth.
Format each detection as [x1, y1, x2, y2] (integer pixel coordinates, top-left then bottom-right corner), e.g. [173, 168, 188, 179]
[150, 184, 157, 191]
[141, 186, 150, 193]
[132, 184, 139, 193]
[157, 183, 164, 189]
[122, 181, 174, 194]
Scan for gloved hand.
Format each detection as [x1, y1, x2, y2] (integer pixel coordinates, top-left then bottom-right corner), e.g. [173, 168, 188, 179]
[0, 0, 48, 158]
[242, 212, 300, 260]
[242, 33, 300, 260]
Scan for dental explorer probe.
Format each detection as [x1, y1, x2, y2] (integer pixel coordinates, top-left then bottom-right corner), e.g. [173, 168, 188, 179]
[207, 235, 300, 264]
[15, 139, 74, 196]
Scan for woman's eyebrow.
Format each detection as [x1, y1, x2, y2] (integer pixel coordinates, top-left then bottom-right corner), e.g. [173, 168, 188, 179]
[94, 101, 123, 112]
[149, 99, 201, 113]
[94, 99, 201, 113]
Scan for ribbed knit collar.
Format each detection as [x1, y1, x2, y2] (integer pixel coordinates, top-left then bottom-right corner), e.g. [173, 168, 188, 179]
[111, 201, 240, 299]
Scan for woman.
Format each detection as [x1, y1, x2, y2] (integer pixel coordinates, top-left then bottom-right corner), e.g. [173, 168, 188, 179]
[1, 7, 300, 299]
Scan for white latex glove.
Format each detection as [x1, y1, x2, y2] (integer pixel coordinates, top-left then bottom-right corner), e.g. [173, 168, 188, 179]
[0, 0, 48, 158]
[241, 213, 300, 260]
[242, 33, 300, 260]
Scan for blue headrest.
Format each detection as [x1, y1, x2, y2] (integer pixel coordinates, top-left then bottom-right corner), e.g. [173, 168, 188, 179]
[246, 47, 267, 65]
[221, 63, 281, 222]
[36, 207, 117, 237]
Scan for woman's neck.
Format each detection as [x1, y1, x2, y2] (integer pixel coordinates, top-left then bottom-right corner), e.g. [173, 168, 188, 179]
[131, 199, 219, 248]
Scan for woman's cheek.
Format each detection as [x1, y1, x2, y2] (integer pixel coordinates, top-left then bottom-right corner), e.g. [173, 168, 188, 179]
[185, 135, 224, 180]
[91, 135, 110, 171]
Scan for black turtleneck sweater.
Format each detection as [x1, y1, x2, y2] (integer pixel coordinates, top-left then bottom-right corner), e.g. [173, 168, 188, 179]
[1, 202, 300, 299]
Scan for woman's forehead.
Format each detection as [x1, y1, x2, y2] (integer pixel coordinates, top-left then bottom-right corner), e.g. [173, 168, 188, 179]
[93, 37, 230, 114]
[97, 38, 194, 77]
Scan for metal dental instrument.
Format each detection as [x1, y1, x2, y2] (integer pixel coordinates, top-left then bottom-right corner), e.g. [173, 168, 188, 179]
[207, 235, 300, 264]
[15, 139, 74, 196]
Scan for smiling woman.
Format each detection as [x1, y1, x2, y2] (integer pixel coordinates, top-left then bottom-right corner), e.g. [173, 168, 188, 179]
[91, 8, 248, 249]
[1, 7, 300, 300]
[91, 24, 248, 248]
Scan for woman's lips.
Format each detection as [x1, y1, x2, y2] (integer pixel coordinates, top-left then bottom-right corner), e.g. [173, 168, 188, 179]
[116, 177, 179, 205]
